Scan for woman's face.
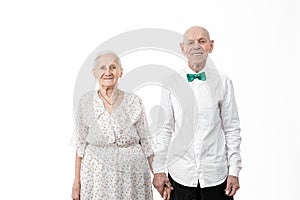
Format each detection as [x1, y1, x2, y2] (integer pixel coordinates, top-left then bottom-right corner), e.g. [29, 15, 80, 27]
[94, 54, 122, 88]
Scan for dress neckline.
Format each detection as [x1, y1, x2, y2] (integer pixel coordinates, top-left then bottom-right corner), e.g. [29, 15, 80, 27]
[95, 90, 127, 115]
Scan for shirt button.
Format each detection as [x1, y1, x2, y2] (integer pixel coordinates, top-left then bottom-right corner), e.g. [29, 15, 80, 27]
[99, 163, 103, 170]
[109, 137, 115, 143]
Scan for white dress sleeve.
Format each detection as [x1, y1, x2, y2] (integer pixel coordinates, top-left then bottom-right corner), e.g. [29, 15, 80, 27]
[133, 96, 154, 158]
[152, 86, 174, 174]
[71, 96, 89, 157]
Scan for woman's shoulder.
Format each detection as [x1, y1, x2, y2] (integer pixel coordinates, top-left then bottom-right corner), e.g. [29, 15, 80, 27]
[123, 91, 142, 104]
[79, 91, 96, 102]
[122, 92, 144, 117]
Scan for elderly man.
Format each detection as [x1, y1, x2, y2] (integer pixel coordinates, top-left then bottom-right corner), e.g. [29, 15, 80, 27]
[152, 26, 242, 200]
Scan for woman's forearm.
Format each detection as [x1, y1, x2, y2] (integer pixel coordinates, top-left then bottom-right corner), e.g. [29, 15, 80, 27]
[74, 151, 82, 183]
[147, 154, 154, 174]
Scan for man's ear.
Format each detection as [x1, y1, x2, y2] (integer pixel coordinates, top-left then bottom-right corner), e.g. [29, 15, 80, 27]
[180, 43, 186, 55]
[209, 40, 214, 53]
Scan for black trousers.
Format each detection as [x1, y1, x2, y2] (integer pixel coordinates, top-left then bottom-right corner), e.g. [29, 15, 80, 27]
[168, 174, 233, 200]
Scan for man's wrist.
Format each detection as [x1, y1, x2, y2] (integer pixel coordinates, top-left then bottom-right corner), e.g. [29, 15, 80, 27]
[228, 165, 241, 177]
[153, 167, 166, 174]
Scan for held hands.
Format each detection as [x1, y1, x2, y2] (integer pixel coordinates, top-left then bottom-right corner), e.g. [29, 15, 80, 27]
[153, 173, 173, 200]
[71, 180, 80, 200]
[225, 175, 240, 196]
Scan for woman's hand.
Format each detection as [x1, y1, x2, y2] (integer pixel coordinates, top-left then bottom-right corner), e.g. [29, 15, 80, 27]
[71, 180, 80, 200]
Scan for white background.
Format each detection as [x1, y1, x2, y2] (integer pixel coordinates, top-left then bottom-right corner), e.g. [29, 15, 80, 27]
[0, 0, 299, 199]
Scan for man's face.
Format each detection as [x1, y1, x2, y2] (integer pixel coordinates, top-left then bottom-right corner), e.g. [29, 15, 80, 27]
[180, 27, 214, 72]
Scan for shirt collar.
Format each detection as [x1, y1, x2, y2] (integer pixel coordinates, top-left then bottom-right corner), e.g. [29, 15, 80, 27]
[182, 62, 208, 76]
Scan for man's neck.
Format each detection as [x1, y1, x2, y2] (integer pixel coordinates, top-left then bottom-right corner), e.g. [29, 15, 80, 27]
[188, 62, 206, 73]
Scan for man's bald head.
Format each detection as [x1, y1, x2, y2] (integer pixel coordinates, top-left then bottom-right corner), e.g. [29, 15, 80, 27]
[183, 26, 211, 43]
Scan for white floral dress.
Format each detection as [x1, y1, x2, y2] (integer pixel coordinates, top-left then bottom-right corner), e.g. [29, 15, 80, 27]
[72, 91, 153, 200]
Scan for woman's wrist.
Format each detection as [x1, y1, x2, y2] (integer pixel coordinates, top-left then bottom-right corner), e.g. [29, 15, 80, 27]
[73, 178, 81, 184]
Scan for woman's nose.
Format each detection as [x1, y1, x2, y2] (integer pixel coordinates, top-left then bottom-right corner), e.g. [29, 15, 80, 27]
[103, 67, 112, 74]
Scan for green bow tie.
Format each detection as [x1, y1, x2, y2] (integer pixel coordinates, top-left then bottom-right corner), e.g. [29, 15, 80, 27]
[187, 72, 206, 82]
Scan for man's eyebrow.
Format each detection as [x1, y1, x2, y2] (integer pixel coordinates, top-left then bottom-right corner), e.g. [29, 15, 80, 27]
[186, 37, 207, 41]
[196, 37, 207, 40]
[185, 39, 194, 42]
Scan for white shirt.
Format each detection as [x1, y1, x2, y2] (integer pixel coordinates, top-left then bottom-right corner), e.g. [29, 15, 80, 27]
[152, 61, 242, 188]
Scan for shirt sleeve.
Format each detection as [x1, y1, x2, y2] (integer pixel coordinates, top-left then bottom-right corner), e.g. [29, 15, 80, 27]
[134, 96, 154, 158]
[152, 87, 174, 174]
[71, 96, 89, 157]
[220, 79, 242, 177]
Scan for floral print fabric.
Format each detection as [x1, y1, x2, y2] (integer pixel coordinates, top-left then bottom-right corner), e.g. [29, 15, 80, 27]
[72, 91, 153, 199]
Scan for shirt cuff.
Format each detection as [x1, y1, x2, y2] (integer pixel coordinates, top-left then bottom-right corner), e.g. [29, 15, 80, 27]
[153, 168, 166, 174]
[152, 159, 166, 174]
[228, 165, 241, 177]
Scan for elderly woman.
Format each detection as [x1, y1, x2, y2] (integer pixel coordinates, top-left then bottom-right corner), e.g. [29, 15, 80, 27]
[71, 51, 154, 200]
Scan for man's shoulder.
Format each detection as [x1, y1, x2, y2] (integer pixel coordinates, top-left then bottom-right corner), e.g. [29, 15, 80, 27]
[207, 68, 232, 82]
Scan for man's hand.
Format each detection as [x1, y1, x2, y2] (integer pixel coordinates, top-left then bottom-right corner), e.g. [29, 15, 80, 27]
[162, 184, 172, 200]
[152, 173, 173, 198]
[225, 175, 240, 196]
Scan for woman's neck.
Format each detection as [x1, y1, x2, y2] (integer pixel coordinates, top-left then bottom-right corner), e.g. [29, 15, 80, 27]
[100, 87, 116, 98]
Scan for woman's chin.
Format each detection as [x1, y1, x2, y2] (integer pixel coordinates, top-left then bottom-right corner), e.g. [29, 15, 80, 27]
[100, 83, 116, 88]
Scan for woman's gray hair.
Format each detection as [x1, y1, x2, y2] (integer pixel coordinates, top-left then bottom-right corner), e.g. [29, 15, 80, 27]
[93, 50, 122, 69]
[92, 50, 122, 78]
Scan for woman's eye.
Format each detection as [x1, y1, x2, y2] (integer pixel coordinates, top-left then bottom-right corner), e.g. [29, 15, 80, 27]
[110, 65, 117, 70]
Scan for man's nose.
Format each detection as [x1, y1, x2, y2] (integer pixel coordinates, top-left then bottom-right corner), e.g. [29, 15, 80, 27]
[193, 41, 201, 48]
